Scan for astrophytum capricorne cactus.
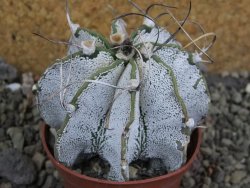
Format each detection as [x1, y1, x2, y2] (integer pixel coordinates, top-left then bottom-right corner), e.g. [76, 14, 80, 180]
[36, 3, 211, 181]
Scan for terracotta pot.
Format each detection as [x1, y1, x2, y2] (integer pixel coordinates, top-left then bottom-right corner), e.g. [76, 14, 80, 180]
[40, 123, 202, 188]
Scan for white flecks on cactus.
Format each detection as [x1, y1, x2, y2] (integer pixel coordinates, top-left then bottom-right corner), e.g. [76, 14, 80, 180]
[37, 14, 211, 182]
[155, 47, 209, 124]
[37, 51, 115, 128]
[100, 60, 140, 180]
[139, 58, 188, 171]
[55, 60, 125, 166]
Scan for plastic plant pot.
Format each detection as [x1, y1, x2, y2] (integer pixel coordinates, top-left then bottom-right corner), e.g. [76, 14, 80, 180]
[40, 123, 202, 188]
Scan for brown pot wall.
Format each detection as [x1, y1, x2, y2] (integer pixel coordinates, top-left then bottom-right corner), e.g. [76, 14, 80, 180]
[40, 123, 202, 188]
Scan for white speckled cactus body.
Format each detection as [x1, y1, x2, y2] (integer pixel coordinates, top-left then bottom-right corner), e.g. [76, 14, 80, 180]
[37, 9, 210, 181]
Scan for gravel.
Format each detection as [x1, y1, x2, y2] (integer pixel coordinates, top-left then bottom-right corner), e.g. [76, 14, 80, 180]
[181, 72, 250, 188]
[0, 149, 37, 184]
[0, 59, 249, 187]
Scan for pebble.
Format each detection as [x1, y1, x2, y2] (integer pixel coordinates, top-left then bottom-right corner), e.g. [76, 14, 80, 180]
[24, 145, 36, 155]
[42, 175, 55, 188]
[0, 58, 17, 82]
[0, 148, 37, 184]
[246, 83, 250, 93]
[230, 170, 247, 184]
[53, 170, 59, 180]
[0, 182, 12, 188]
[202, 184, 209, 188]
[23, 125, 36, 145]
[45, 160, 54, 174]
[221, 138, 233, 147]
[246, 159, 250, 172]
[37, 170, 47, 187]
[0, 128, 6, 141]
[5, 83, 21, 92]
[200, 147, 212, 156]
[6, 127, 24, 151]
[239, 71, 249, 78]
[129, 166, 138, 180]
[0, 142, 9, 151]
[182, 177, 195, 187]
[32, 152, 46, 171]
[204, 177, 212, 185]
[232, 91, 242, 103]
[212, 167, 225, 183]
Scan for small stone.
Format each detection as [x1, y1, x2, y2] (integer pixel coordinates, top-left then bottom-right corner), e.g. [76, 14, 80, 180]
[202, 184, 209, 188]
[24, 145, 36, 155]
[129, 166, 138, 180]
[45, 160, 54, 173]
[230, 170, 247, 184]
[212, 167, 225, 183]
[37, 170, 47, 187]
[182, 177, 195, 187]
[232, 91, 242, 103]
[32, 152, 46, 170]
[74, 168, 82, 174]
[246, 83, 250, 93]
[5, 83, 21, 92]
[202, 160, 210, 167]
[230, 104, 241, 114]
[90, 159, 102, 175]
[235, 163, 246, 170]
[0, 142, 9, 151]
[42, 175, 56, 188]
[210, 182, 219, 188]
[0, 128, 6, 141]
[55, 183, 64, 188]
[0, 148, 36, 184]
[21, 72, 34, 98]
[0, 58, 17, 82]
[7, 127, 24, 151]
[0, 182, 12, 188]
[221, 138, 233, 147]
[247, 158, 250, 172]
[204, 177, 212, 185]
[224, 175, 230, 183]
[23, 125, 36, 145]
[201, 147, 212, 156]
[231, 72, 239, 78]
[53, 170, 59, 180]
[240, 71, 249, 78]
[211, 91, 221, 102]
[221, 71, 229, 77]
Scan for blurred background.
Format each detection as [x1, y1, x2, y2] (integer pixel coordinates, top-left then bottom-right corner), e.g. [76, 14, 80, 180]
[0, 0, 249, 75]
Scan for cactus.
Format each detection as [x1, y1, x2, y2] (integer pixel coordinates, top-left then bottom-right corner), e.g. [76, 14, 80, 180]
[36, 2, 211, 181]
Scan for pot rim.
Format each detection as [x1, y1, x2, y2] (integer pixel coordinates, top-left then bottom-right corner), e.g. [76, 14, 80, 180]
[40, 122, 202, 185]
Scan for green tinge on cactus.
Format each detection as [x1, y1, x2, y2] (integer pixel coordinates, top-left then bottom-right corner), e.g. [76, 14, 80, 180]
[37, 15, 210, 181]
